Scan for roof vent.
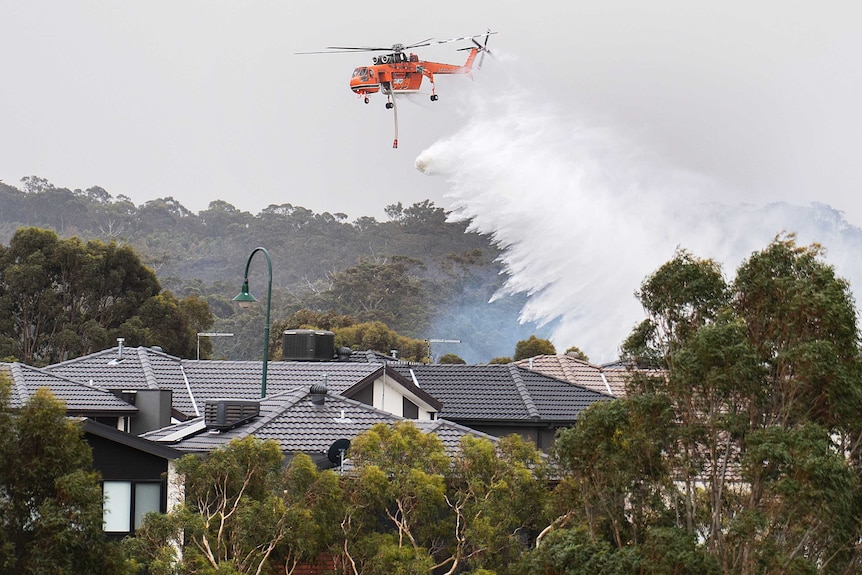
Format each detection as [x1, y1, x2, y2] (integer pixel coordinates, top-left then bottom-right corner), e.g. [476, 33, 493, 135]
[282, 329, 336, 361]
[204, 399, 260, 430]
[337, 346, 352, 362]
[310, 382, 328, 406]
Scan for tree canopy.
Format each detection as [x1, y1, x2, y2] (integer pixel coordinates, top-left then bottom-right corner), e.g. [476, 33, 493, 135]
[0, 378, 127, 573]
[0, 227, 213, 363]
[544, 235, 862, 574]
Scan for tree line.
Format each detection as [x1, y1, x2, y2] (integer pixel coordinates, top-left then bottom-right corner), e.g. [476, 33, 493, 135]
[0, 177, 547, 362]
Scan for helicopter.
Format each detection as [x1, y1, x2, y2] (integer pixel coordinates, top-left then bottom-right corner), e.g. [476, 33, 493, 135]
[298, 31, 496, 148]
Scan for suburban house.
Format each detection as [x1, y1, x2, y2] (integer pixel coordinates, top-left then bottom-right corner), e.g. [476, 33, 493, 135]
[391, 363, 613, 451]
[142, 384, 499, 470]
[3, 332, 617, 538]
[45, 340, 442, 422]
[0, 362, 180, 539]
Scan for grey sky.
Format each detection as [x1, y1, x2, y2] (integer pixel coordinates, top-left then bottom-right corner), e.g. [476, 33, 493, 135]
[2, 1, 861, 223]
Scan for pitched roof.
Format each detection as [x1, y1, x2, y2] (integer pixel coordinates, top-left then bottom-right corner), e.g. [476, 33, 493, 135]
[513, 355, 628, 397]
[1, 362, 138, 416]
[393, 364, 612, 423]
[47, 346, 423, 418]
[142, 387, 497, 467]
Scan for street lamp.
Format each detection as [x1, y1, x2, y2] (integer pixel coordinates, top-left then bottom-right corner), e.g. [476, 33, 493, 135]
[233, 247, 272, 398]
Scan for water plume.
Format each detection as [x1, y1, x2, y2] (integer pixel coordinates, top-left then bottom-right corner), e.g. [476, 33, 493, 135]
[417, 87, 862, 362]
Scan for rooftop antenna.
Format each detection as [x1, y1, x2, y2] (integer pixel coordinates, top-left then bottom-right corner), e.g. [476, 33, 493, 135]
[327, 438, 351, 474]
[425, 338, 462, 363]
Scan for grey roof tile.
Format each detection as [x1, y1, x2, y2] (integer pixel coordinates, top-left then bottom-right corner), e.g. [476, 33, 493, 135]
[1, 362, 137, 415]
[143, 388, 493, 463]
[393, 364, 611, 423]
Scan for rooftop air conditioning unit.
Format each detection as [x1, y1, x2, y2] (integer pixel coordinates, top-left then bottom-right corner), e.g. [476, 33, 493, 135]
[204, 399, 260, 430]
[283, 329, 336, 361]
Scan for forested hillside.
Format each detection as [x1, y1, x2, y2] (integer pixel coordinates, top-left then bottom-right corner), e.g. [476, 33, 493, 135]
[0, 177, 548, 362]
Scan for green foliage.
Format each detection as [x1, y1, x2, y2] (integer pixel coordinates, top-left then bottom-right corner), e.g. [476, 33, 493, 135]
[513, 335, 556, 361]
[0, 181, 546, 362]
[0, 378, 128, 573]
[334, 321, 428, 362]
[0, 227, 213, 363]
[438, 353, 466, 364]
[314, 256, 429, 336]
[342, 423, 549, 575]
[489, 356, 512, 364]
[128, 440, 342, 575]
[564, 346, 589, 361]
[532, 236, 862, 574]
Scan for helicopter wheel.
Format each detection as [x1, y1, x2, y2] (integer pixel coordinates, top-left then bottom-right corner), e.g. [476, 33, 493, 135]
[430, 94, 438, 102]
[364, 97, 369, 104]
[385, 102, 394, 109]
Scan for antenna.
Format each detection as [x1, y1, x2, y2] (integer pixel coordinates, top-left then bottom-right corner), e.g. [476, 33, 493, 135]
[327, 438, 351, 474]
[425, 338, 462, 363]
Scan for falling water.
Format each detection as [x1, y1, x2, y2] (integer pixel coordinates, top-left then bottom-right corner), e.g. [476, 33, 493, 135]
[416, 87, 862, 362]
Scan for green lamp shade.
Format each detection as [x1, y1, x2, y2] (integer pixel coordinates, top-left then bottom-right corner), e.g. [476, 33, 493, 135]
[232, 281, 258, 309]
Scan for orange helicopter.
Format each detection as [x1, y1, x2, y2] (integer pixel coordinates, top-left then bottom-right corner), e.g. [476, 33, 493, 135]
[298, 31, 496, 148]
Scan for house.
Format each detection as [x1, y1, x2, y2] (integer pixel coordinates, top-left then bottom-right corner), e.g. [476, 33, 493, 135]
[142, 384, 500, 469]
[392, 363, 613, 451]
[46, 342, 442, 423]
[1, 361, 139, 425]
[0, 362, 180, 539]
[83, 419, 182, 539]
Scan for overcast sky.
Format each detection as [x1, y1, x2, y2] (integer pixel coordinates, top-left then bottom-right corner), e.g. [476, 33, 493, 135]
[2, 1, 861, 223]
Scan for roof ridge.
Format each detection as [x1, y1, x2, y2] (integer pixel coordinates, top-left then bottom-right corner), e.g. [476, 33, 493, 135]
[137, 347, 161, 389]
[8, 363, 30, 401]
[508, 364, 540, 419]
[245, 390, 309, 433]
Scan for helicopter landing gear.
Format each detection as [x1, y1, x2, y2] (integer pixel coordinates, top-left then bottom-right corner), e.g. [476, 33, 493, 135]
[364, 96, 369, 104]
[430, 94, 438, 101]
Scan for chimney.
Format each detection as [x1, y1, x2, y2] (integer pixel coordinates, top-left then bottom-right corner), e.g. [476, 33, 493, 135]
[117, 337, 125, 359]
[390, 349, 398, 359]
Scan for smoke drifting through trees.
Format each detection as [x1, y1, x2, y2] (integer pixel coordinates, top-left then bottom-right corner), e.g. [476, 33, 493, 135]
[416, 82, 862, 362]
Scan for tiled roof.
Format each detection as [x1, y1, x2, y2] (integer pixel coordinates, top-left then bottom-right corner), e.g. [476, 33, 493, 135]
[393, 364, 611, 423]
[46, 346, 392, 418]
[513, 355, 628, 397]
[1, 362, 137, 416]
[142, 388, 497, 466]
[47, 347, 197, 415]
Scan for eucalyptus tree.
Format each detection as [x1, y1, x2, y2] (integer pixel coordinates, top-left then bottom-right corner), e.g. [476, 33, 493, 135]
[0, 227, 212, 362]
[0, 379, 128, 574]
[547, 236, 862, 575]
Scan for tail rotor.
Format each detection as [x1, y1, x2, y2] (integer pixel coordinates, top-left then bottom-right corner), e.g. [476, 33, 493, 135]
[473, 29, 494, 68]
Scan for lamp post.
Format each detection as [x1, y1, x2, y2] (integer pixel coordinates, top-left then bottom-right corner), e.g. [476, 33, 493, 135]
[233, 247, 272, 398]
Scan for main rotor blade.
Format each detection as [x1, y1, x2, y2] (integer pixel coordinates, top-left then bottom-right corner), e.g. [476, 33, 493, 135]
[405, 37, 434, 49]
[436, 31, 498, 45]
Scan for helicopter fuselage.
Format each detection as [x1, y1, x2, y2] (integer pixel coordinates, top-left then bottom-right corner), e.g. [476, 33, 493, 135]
[348, 48, 478, 98]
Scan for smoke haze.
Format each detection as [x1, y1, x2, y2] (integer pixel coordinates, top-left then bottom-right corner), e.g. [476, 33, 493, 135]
[416, 68, 862, 363]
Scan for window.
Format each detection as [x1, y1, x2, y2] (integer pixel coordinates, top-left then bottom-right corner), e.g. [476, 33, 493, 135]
[402, 397, 419, 419]
[103, 481, 163, 533]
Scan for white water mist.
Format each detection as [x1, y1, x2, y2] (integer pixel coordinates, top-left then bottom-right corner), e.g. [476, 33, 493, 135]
[417, 85, 862, 363]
